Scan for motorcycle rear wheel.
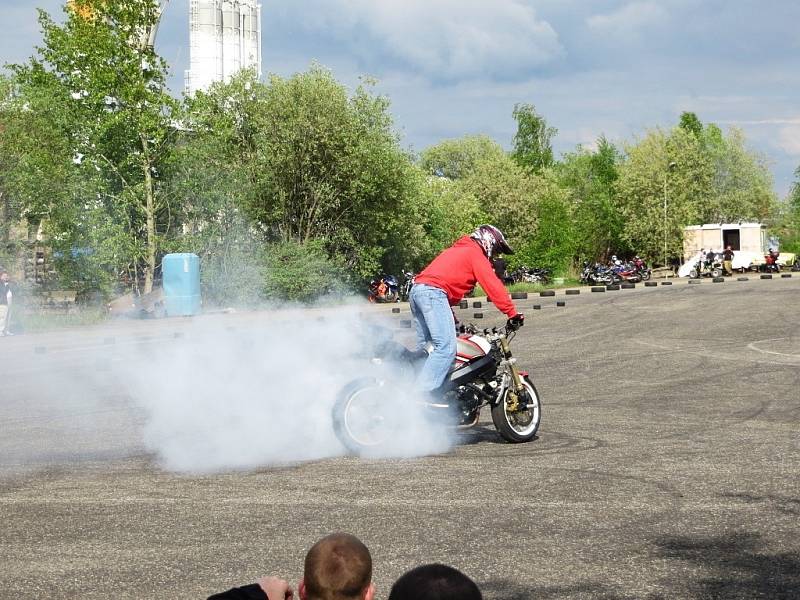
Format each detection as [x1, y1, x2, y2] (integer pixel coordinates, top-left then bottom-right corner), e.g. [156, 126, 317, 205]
[491, 376, 541, 443]
[332, 378, 397, 454]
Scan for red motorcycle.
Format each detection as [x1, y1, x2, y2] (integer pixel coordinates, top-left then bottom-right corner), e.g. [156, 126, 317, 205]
[611, 262, 643, 283]
[632, 257, 651, 281]
[367, 275, 400, 303]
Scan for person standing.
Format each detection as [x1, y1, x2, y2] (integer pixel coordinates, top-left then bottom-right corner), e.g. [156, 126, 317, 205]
[410, 225, 523, 394]
[0, 270, 13, 336]
[722, 245, 734, 276]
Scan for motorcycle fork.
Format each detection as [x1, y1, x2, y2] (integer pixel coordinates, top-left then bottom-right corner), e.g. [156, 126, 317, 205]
[499, 337, 525, 411]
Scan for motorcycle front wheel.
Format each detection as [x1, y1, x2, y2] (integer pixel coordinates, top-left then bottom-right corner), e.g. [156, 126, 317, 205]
[333, 377, 400, 454]
[491, 376, 541, 443]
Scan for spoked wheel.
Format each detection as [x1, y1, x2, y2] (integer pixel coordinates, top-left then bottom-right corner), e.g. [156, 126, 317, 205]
[333, 378, 400, 454]
[491, 376, 541, 443]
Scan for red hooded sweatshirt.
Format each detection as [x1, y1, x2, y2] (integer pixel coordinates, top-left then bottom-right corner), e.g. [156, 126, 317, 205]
[414, 236, 518, 317]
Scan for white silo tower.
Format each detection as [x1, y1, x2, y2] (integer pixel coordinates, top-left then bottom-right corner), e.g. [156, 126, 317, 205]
[185, 0, 262, 94]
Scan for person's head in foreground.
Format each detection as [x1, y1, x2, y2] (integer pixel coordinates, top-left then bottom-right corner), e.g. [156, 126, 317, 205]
[300, 533, 374, 600]
[388, 563, 482, 600]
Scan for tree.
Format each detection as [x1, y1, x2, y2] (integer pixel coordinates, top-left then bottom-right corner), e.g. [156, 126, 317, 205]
[10, 0, 177, 294]
[176, 67, 420, 294]
[616, 128, 713, 264]
[774, 166, 800, 254]
[0, 76, 21, 245]
[510, 103, 557, 174]
[557, 137, 627, 262]
[679, 111, 703, 138]
[701, 127, 777, 223]
[457, 152, 540, 254]
[419, 135, 506, 180]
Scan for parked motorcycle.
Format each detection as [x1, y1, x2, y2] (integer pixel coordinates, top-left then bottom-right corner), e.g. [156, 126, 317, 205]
[511, 266, 550, 284]
[332, 320, 541, 454]
[632, 257, 651, 281]
[611, 262, 642, 283]
[367, 275, 400, 303]
[399, 270, 415, 302]
[761, 252, 781, 273]
[689, 258, 723, 278]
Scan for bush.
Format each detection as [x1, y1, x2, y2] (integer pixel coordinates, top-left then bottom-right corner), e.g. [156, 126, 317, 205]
[262, 239, 350, 303]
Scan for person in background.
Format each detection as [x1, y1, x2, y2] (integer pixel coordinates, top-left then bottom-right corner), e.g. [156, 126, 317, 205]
[722, 245, 735, 276]
[208, 533, 374, 600]
[0, 270, 13, 337]
[388, 564, 482, 600]
[492, 256, 507, 283]
[705, 248, 717, 271]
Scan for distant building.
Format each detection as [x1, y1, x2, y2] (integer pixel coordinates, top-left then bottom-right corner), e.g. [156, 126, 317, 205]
[184, 0, 262, 95]
[683, 223, 767, 259]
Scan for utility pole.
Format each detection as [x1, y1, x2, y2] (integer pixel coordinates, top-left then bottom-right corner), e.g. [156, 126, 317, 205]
[663, 161, 677, 269]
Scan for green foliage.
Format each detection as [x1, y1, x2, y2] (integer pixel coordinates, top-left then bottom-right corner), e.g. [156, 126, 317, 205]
[418, 175, 489, 258]
[8, 1, 178, 294]
[419, 135, 506, 179]
[262, 239, 349, 303]
[616, 128, 712, 265]
[179, 67, 417, 282]
[557, 137, 627, 262]
[457, 152, 539, 251]
[511, 103, 557, 174]
[679, 111, 703, 138]
[774, 166, 800, 254]
[511, 171, 575, 275]
[701, 127, 777, 223]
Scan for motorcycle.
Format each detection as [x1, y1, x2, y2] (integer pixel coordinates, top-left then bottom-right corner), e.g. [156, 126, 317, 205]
[580, 262, 604, 285]
[367, 275, 400, 303]
[689, 257, 723, 278]
[761, 253, 781, 273]
[332, 320, 541, 455]
[399, 270, 415, 302]
[632, 257, 651, 281]
[581, 263, 618, 285]
[611, 262, 642, 283]
[511, 266, 550, 284]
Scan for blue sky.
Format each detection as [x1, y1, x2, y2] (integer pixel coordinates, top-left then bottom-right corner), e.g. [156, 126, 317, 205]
[2, 0, 799, 197]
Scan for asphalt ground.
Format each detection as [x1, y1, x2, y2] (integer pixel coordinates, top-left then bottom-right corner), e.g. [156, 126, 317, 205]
[0, 276, 798, 599]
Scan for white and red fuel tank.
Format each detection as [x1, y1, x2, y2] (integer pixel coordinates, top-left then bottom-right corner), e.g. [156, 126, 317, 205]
[454, 334, 492, 369]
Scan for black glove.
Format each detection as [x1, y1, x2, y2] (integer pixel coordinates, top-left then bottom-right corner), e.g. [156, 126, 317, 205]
[506, 314, 524, 330]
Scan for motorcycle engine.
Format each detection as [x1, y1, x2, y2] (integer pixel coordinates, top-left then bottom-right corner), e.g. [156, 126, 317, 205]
[456, 386, 482, 415]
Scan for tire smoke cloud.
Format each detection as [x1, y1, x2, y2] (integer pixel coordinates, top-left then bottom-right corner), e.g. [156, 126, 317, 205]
[0, 306, 455, 476]
[122, 308, 454, 472]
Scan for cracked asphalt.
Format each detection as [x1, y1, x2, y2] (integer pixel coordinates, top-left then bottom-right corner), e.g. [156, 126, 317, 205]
[1, 276, 798, 599]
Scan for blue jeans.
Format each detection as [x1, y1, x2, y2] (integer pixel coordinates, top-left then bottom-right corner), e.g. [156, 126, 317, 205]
[409, 284, 456, 392]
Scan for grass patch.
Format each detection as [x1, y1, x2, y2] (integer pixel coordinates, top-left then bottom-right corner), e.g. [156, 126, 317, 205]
[472, 278, 581, 297]
[13, 308, 109, 334]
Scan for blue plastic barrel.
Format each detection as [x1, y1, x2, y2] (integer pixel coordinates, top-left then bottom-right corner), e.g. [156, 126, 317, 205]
[162, 253, 201, 316]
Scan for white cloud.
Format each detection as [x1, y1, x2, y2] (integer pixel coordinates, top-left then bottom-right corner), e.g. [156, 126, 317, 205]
[296, 0, 563, 81]
[586, 1, 667, 36]
[719, 118, 800, 126]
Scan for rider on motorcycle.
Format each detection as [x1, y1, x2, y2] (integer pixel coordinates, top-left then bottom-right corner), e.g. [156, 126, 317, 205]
[410, 225, 524, 394]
